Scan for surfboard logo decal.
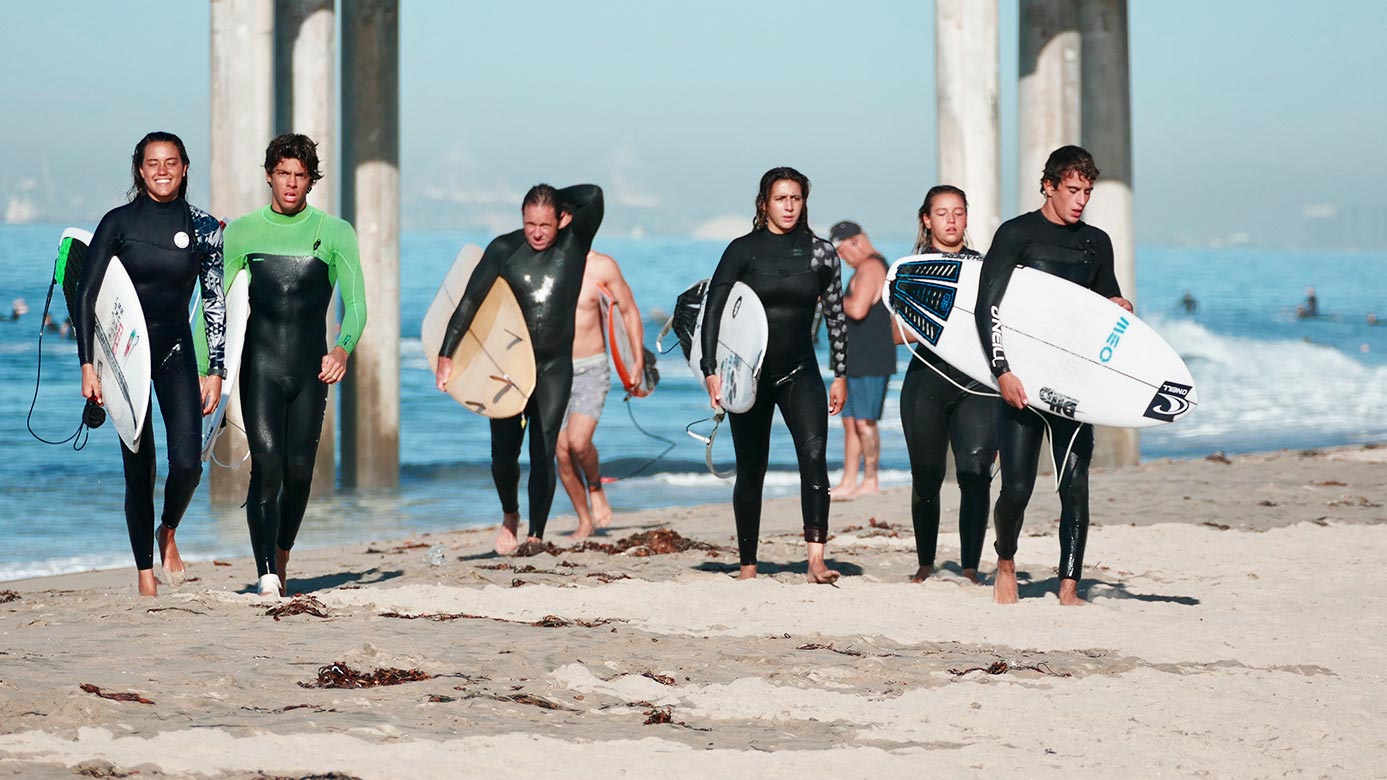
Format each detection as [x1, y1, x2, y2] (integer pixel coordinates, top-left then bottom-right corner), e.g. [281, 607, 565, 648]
[1100, 316, 1130, 363]
[1038, 387, 1079, 418]
[1143, 381, 1193, 421]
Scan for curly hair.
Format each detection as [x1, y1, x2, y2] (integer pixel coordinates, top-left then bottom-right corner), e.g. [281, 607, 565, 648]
[263, 133, 324, 183]
[1039, 145, 1100, 196]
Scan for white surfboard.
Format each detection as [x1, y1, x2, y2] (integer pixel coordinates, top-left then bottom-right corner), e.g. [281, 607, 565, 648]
[885, 253, 1197, 428]
[200, 269, 250, 459]
[597, 283, 656, 397]
[421, 244, 537, 418]
[59, 228, 153, 451]
[688, 282, 768, 415]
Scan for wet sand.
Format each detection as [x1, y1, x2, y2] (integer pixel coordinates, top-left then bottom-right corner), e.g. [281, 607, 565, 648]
[1, 445, 1384, 778]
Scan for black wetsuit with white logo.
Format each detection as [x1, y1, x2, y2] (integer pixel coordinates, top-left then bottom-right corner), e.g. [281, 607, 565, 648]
[973, 209, 1121, 579]
[76, 195, 225, 571]
[700, 227, 847, 567]
[439, 185, 603, 541]
[900, 245, 996, 571]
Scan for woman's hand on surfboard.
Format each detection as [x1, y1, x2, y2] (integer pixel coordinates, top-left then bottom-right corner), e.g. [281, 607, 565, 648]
[1110, 296, 1134, 313]
[704, 374, 721, 409]
[998, 372, 1028, 410]
[435, 357, 453, 392]
[320, 347, 349, 385]
[80, 364, 103, 406]
[199, 376, 223, 416]
[828, 377, 847, 416]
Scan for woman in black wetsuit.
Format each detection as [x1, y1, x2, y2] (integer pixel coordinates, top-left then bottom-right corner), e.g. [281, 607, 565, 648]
[896, 186, 997, 584]
[77, 132, 225, 597]
[701, 167, 848, 583]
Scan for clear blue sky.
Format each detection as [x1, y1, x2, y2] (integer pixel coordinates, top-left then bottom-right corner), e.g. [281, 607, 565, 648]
[1, 0, 1383, 248]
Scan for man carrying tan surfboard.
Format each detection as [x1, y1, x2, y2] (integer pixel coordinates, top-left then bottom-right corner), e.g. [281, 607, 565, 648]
[435, 184, 604, 555]
[556, 250, 645, 539]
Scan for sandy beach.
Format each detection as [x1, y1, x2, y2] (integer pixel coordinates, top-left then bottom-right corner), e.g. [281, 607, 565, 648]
[1, 445, 1384, 778]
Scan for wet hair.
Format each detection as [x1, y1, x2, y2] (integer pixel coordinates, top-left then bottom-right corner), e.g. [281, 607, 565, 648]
[1040, 145, 1101, 196]
[914, 184, 970, 253]
[128, 131, 190, 202]
[522, 184, 561, 219]
[752, 166, 812, 234]
[263, 133, 323, 183]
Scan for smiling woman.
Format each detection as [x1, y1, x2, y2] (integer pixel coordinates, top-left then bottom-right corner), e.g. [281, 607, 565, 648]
[75, 131, 226, 598]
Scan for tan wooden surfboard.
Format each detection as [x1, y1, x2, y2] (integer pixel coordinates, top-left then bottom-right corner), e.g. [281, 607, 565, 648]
[421, 244, 536, 418]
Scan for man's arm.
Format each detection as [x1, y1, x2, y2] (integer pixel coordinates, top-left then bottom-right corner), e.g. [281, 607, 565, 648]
[329, 218, 368, 356]
[559, 185, 604, 246]
[593, 253, 646, 383]
[842, 256, 885, 321]
[438, 236, 511, 360]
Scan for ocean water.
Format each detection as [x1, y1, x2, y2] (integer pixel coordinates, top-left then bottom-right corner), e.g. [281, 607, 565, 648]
[1, 224, 1384, 581]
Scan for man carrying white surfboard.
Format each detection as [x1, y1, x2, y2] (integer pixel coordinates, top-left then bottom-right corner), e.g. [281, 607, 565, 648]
[435, 184, 604, 556]
[556, 250, 644, 539]
[975, 145, 1133, 606]
[221, 133, 368, 597]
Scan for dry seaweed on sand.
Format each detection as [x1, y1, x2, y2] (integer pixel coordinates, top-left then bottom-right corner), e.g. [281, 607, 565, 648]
[574, 528, 720, 556]
[253, 773, 362, 780]
[380, 610, 484, 621]
[796, 643, 900, 658]
[0, 590, 21, 603]
[587, 572, 632, 583]
[512, 540, 565, 557]
[642, 706, 711, 731]
[265, 595, 330, 621]
[948, 660, 1072, 678]
[641, 671, 676, 686]
[494, 692, 568, 710]
[79, 683, 154, 705]
[299, 662, 431, 689]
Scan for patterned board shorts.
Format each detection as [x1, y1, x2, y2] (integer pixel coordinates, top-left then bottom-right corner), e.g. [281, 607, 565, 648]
[563, 353, 611, 426]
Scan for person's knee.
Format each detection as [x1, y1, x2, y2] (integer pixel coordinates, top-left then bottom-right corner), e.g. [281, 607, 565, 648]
[285, 459, 314, 490]
[854, 419, 878, 437]
[954, 448, 995, 482]
[914, 462, 947, 493]
[997, 477, 1034, 510]
[167, 455, 202, 488]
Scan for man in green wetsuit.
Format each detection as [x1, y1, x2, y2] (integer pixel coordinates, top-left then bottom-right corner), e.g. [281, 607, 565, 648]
[223, 133, 368, 597]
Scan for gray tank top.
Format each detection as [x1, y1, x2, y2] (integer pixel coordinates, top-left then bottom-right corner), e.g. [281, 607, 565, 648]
[845, 253, 896, 377]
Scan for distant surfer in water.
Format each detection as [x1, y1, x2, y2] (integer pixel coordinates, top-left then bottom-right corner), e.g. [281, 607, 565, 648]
[702, 167, 848, 584]
[556, 250, 645, 539]
[76, 132, 226, 597]
[896, 185, 997, 585]
[436, 184, 604, 555]
[975, 146, 1132, 606]
[1297, 287, 1319, 319]
[1179, 290, 1199, 314]
[826, 220, 893, 502]
[221, 133, 367, 597]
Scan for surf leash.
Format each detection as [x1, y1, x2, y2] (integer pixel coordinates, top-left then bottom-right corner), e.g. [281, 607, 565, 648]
[26, 256, 98, 450]
[685, 410, 735, 479]
[599, 393, 678, 483]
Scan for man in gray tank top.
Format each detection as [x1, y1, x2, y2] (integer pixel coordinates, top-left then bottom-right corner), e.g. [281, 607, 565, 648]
[829, 221, 897, 500]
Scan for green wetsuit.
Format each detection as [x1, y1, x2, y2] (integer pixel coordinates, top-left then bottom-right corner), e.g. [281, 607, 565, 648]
[223, 204, 367, 579]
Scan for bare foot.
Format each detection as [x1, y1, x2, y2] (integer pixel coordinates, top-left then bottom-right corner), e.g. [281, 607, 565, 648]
[589, 486, 613, 529]
[830, 484, 858, 502]
[156, 524, 185, 587]
[1058, 578, 1087, 606]
[961, 567, 982, 585]
[993, 559, 1019, 604]
[805, 541, 840, 584]
[494, 512, 521, 556]
[137, 569, 157, 597]
[574, 516, 594, 541]
[910, 565, 932, 583]
[736, 564, 757, 580]
[855, 480, 880, 498]
[276, 548, 290, 594]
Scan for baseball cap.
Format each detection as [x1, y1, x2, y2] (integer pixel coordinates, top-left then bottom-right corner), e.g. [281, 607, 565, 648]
[829, 221, 862, 244]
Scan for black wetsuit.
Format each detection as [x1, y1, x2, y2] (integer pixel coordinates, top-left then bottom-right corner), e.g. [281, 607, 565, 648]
[701, 228, 848, 566]
[440, 185, 603, 540]
[76, 196, 225, 571]
[974, 210, 1122, 580]
[223, 205, 367, 579]
[900, 245, 997, 571]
